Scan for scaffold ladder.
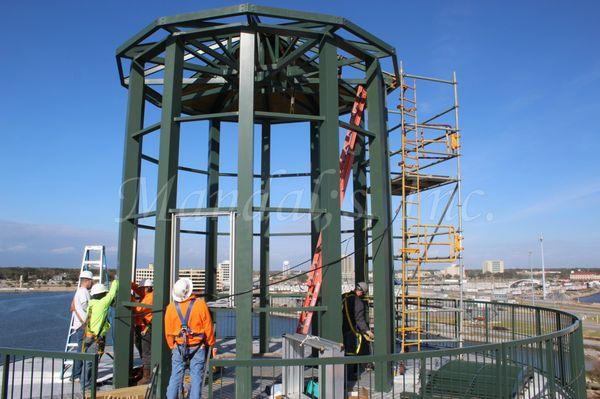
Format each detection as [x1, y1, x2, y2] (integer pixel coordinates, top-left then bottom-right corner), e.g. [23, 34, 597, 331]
[398, 72, 462, 352]
[296, 86, 367, 335]
[61, 245, 109, 378]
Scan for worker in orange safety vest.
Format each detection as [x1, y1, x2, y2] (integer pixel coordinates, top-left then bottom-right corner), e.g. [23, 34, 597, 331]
[164, 278, 215, 399]
[131, 279, 154, 384]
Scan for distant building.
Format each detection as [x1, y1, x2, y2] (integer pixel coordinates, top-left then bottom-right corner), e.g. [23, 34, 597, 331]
[217, 260, 231, 292]
[136, 264, 155, 283]
[570, 270, 600, 282]
[179, 269, 206, 293]
[482, 260, 504, 274]
[341, 255, 354, 284]
[136, 264, 206, 292]
[440, 264, 465, 278]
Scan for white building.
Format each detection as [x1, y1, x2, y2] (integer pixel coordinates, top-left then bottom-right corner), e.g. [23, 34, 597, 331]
[341, 255, 354, 284]
[217, 260, 231, 292]
[482, 260, 504, 274]
[439, 264, 464, 278]
[135, 264, 206, 292]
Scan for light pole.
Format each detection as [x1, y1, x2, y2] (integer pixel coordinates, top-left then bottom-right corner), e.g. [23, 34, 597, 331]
[528, 250, 534, 305]
[540, 234, 546, 300]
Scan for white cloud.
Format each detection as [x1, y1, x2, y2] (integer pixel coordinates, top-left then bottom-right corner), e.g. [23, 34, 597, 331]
[50, 246, 75, 254]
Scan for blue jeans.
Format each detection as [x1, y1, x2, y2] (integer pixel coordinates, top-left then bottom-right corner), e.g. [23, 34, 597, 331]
[71, 328, 84, 379]
[166, 346, 206, 399]
[80, 340, 98, 393]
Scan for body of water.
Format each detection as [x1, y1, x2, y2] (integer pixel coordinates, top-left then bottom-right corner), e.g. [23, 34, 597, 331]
[0, 291, 73, 350]
[0, 292, 297, 350]
[579, 291, 600, 304]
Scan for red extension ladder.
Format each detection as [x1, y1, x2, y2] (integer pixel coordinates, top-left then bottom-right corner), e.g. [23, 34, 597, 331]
[296, 85, 367, 335]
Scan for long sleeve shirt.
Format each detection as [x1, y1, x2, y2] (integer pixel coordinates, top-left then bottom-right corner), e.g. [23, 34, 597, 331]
[164, 296, 215, 349]
[131, 282, 153, 328]
[342, 292, 369, 334]
[71, 287, 90, 330]
[85, 280, 119, 337]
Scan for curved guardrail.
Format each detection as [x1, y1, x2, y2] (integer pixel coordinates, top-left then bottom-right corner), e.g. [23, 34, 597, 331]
[208, 299, 587, 398]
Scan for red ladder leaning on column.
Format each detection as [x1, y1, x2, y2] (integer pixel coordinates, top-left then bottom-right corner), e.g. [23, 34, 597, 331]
[297, 85, 368, 335]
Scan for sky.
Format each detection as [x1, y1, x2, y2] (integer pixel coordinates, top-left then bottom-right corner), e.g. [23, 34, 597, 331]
[0, 0, 599, 270]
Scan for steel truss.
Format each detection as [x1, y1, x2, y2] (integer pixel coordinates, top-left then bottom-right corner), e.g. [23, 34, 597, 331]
[114, 4, 399, 396]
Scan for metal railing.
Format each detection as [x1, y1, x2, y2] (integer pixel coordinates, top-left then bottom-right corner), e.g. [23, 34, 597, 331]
[0, 348, 98, 399]
[207, 299, 587, 398]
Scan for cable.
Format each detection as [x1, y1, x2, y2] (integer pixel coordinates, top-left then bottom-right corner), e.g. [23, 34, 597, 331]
[217, 201, 402, 300]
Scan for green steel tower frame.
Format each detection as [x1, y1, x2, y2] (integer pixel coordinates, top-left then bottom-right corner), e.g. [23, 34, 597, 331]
[114, 4, 399, 396]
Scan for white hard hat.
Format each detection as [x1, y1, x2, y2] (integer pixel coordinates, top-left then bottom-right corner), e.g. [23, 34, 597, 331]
[80, 270, 94, 280]
[172, 278, 193, 302]
[356, 281, 369, 294]
[140, 279, 154, 288]
[90, 283, 108, 296]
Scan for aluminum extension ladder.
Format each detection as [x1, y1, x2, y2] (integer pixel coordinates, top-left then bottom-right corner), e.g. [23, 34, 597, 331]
[61, 245, 109, 378]
[296, 86, 367, 335]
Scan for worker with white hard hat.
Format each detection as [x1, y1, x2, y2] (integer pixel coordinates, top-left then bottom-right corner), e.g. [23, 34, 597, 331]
[131, 278, 154, 384]
[164, 278, 215, 399]
[68, 270, 94, 381]
[81, 277, 119, 393]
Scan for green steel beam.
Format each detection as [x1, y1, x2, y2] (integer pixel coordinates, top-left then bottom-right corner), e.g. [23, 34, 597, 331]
[259, 121, 271, 354]
[114, 62, 145, 388]
[151, 38, 184, 398]
[204, 120, 220, 301]
[366, 59, 394, 392]
[234, 29, 255, 399]
[353, 127, 367, 285]
[310, 121, 321, 339]
[317, 38, 342, 343]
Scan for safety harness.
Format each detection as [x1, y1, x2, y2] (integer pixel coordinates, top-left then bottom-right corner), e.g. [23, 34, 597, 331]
[342, 292, 364, 355]
[174, 298, 205, 361]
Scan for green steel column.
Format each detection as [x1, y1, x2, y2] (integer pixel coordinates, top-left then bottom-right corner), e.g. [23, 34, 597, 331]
[114, 62, 145, 388]
[234, 29, 255, 398]
[151, 38, 184, 397]
[367, 60, 394, 392]
[310, 121, 321, 338]
[205, 120, 220, 301]
[317, 39, 342, 343]
[353, 131, 367, 285]
[259, 121, 271, 354]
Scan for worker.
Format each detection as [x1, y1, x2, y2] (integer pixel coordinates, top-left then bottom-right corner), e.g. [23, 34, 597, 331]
[342, 282, 374, 381]
[81, 278, 119, 393]
[69, 270, 94, 382]
[131, 279, 154, 384]
[165, 278, 215, 399]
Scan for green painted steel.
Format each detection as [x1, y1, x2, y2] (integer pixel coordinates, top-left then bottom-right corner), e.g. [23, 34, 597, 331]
[204, 120, 220, 301]
[366, 59, 395, 392]
[317, 38, 343, 344]
[151, 38, 184, 398]
[206, 301, 586, 399]
[259, 122, 271, 354]
[352, 129, 367, 285]
[234, 30, 256, 398]
[114, 62, 145, 388]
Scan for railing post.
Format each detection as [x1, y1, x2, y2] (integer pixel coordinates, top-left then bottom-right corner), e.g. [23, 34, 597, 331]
[90, 354, 98, 399]
[496, 344, 505, 399]
[555, 312, 565, 386]
[575, 321, 587, 398]
[510, 305, 515, 340]
[545, 338, 557, 398]
[1, 354, 9, 399]
[485, 303, 489, 343]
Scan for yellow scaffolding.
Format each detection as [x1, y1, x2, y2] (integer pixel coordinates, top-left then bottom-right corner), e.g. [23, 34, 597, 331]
[394, 67, 463, 352]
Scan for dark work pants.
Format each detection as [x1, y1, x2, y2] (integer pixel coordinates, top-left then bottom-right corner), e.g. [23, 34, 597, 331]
[135, 326, 152, 370]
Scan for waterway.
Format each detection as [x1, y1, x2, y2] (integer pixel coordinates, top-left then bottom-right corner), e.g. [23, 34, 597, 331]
[0, 291, 297, 350]
[578, 291, 600, 304]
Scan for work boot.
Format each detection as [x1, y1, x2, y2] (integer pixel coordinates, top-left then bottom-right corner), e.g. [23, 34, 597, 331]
[137, 367, 151, 385]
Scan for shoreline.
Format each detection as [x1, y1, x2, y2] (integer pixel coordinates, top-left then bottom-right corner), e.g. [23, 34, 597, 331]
[0, 287, 72, 293]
